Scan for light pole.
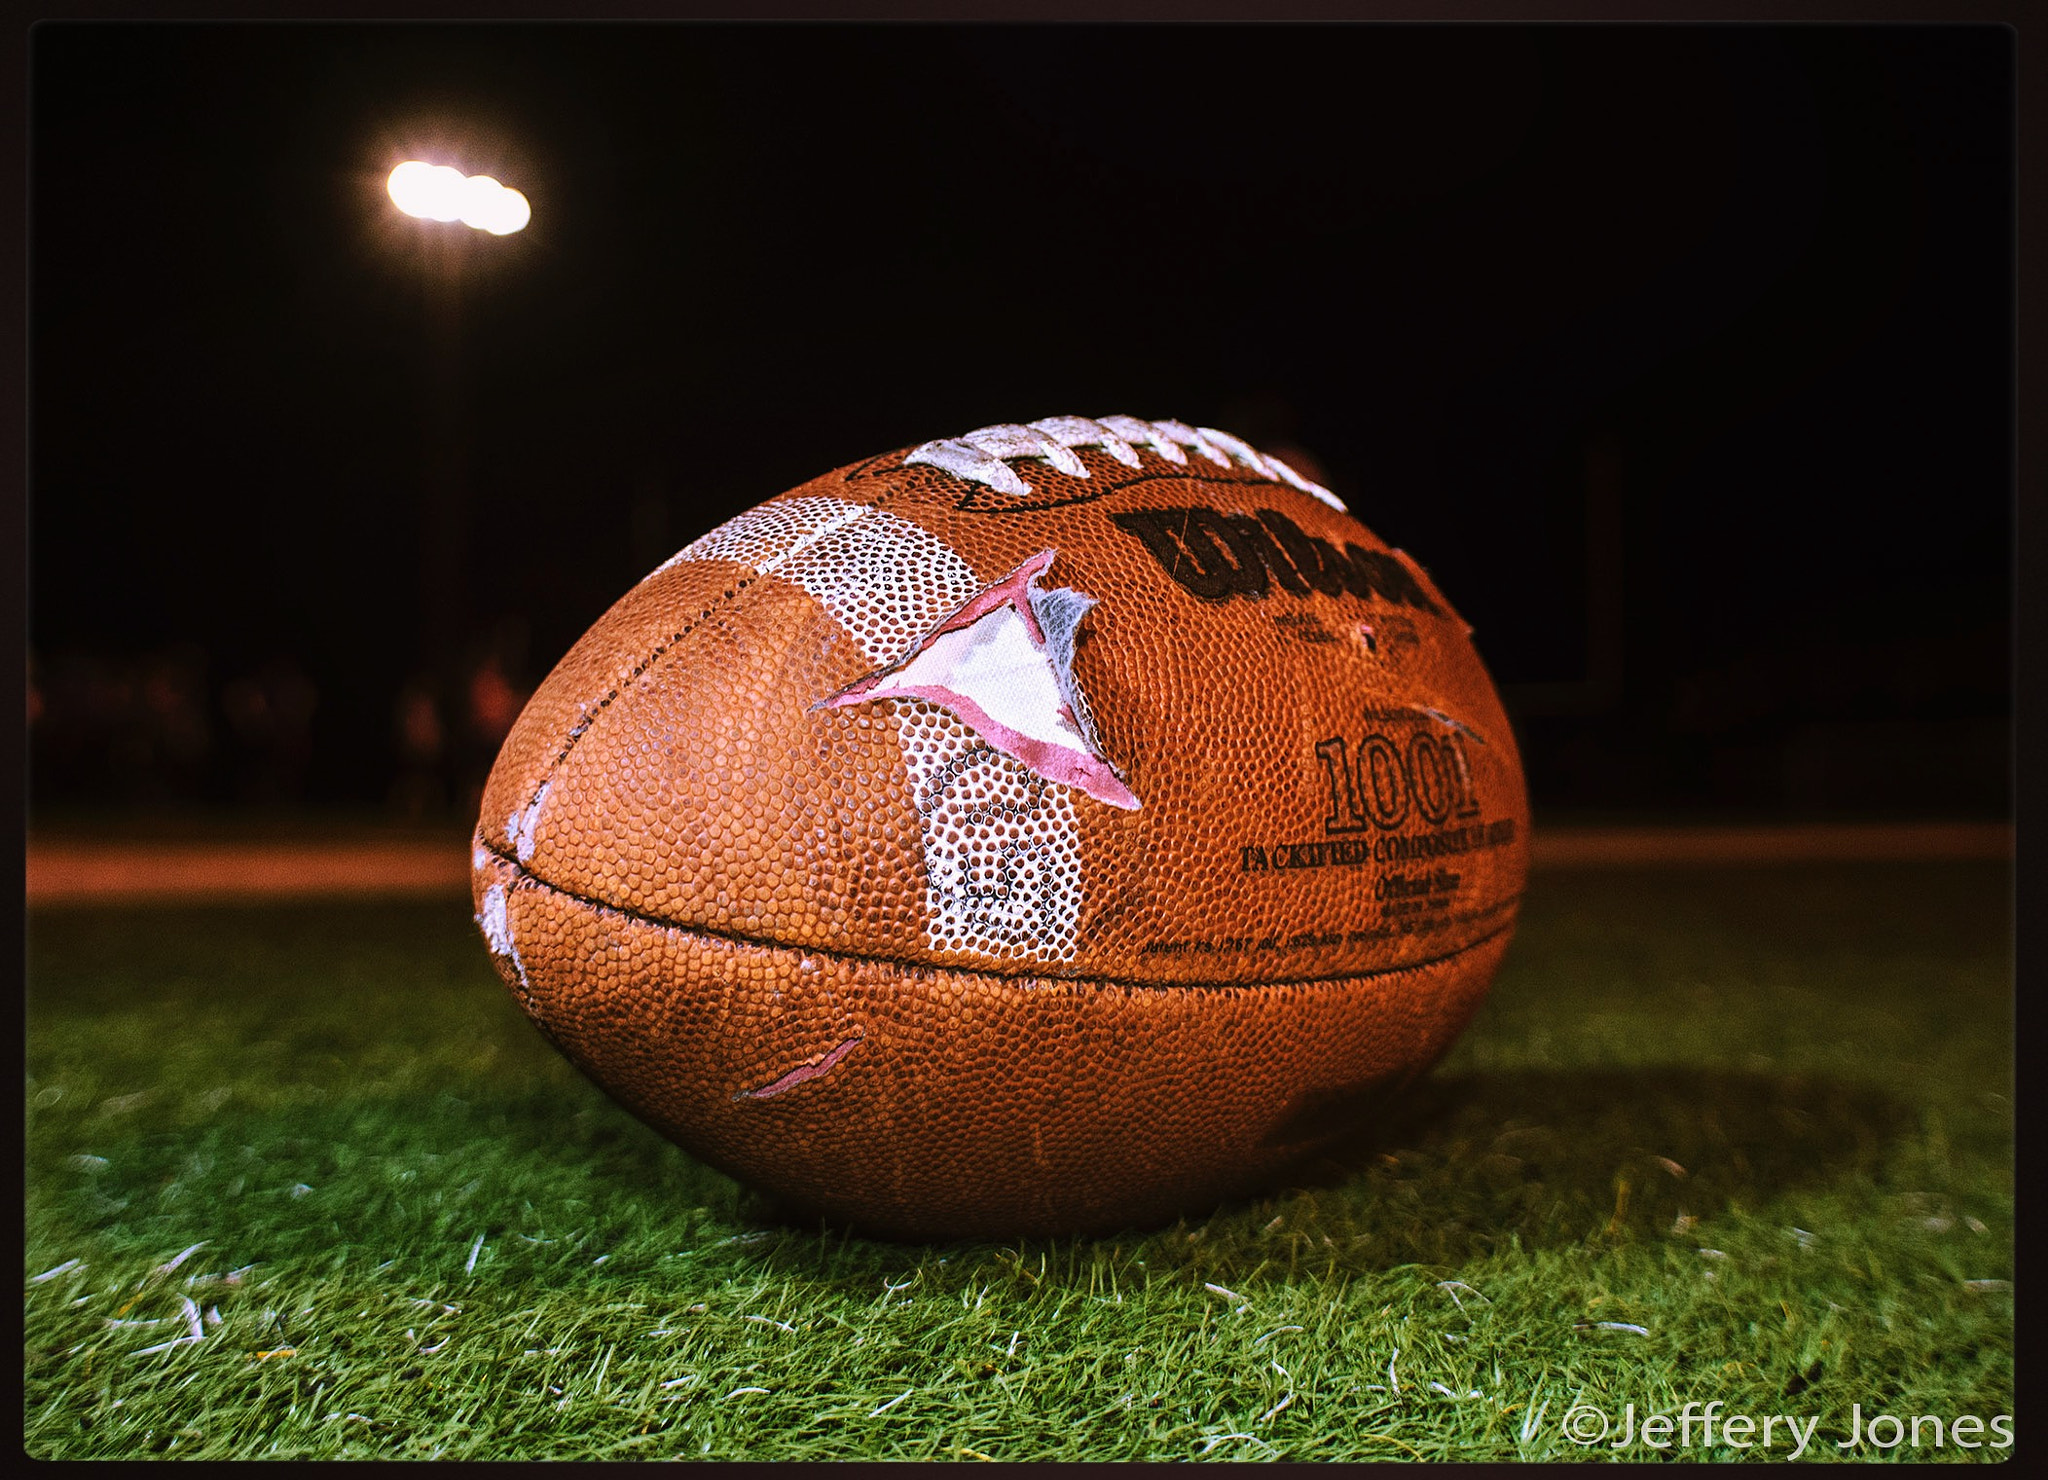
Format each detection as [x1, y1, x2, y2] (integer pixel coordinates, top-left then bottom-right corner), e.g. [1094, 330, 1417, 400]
[386, 161, 530, 810]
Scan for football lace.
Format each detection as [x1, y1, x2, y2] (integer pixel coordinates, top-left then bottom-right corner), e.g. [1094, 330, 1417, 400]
[905, 415, 1344, 509]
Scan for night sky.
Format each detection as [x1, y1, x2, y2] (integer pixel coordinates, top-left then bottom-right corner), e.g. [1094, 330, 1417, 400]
[28, 23, 2013, 817]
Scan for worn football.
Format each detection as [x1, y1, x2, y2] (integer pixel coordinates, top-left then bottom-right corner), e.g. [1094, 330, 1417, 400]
[472, 415, 1528, 1240]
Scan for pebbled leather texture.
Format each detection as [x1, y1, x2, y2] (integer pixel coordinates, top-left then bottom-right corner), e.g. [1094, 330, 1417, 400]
[473, 419, 1529, 1238]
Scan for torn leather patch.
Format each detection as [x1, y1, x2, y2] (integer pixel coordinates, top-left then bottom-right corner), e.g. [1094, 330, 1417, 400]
[819, 549, 1141, 810]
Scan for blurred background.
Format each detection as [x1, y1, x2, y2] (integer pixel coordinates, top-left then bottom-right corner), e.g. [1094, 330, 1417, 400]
[28, 23, 2011, 834]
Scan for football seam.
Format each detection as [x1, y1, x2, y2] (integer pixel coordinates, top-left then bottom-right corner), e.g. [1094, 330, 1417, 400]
[482, 838, 1521, 995]
[513, 482, 922, 824]
[526, 575, 760, 806]
[952, 468, 1324, 514]
[855, 441, 1332, 515]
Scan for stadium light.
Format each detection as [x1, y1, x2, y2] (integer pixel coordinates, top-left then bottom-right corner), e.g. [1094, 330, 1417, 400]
[387, 160, 530, 235]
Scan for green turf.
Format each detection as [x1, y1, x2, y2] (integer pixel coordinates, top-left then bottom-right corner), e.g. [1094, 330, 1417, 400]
[25, 863, 2013, 1460]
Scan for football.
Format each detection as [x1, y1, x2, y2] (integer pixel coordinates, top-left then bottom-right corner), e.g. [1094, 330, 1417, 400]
[472, 415, 1529, 1240]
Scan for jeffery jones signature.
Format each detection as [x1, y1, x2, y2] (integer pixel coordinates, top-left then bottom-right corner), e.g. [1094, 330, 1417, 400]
[1559, 1400, 2012, 1456]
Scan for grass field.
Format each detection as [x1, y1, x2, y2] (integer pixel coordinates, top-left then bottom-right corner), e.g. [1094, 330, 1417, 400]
[25, 861, 2012, 1460]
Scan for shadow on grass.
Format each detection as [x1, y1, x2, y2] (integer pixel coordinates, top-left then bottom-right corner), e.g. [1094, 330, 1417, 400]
[28, 1061, 1923, 1303]
[717, 1064, 1918, 1271]
[1234, 1064, 1917, 1264]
